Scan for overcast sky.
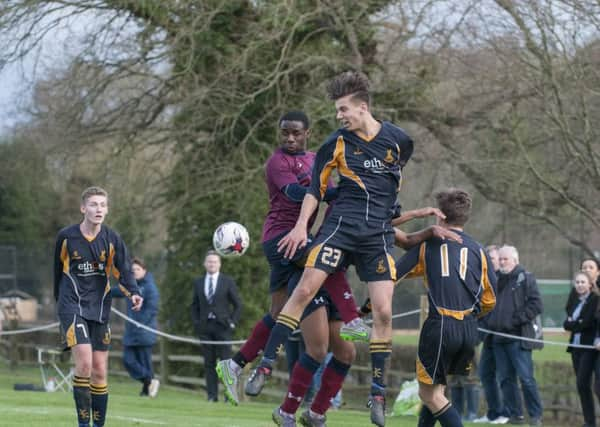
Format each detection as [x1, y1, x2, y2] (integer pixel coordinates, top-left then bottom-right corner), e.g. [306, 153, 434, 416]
[0, 8, 101, 136]
[0, 61, 31, 134]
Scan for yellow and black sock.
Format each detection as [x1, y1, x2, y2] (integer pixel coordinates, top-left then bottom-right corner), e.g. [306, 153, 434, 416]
[73, 375, 91, 427]
[261, 313, 299, 363]
[90, 383, 108, 427]
[369, 340, 392, 396]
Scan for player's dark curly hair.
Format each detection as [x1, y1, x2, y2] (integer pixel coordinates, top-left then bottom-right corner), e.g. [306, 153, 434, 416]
[279, 111, 310, 130]
[326, 71, 371, 105]
[435, 188, 472, 226]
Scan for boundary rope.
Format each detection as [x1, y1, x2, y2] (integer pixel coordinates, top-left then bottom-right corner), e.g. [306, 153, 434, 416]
[1, 308, 592, 350]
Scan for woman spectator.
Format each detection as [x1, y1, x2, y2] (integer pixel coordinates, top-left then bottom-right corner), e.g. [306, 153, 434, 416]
[582, 258, 600, 287]
[564, 270, 599, 427]
[112, 257, 160, 397]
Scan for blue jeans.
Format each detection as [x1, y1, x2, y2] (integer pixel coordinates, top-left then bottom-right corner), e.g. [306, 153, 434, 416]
[479, 343, 508, 419]
[123, 345, 154, 382]
[450, 382, 480, 420]
[493, 341, 543, 419]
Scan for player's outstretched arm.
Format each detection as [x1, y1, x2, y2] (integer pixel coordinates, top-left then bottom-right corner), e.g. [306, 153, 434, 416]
[394, 225, 462, 249]
[391, 207, 446, 227]
[277, 193, 319, 259]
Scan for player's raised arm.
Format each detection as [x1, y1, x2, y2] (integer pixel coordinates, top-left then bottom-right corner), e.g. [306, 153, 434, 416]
[277, 193, 319, 259]
[394, 225, 463, 249]
[391, 207, 446, 227]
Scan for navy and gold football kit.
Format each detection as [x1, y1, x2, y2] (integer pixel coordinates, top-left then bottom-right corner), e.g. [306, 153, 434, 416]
[54, 224, 139, 349]
[305, 122, 414, 281]
[395, 230, 497, 385]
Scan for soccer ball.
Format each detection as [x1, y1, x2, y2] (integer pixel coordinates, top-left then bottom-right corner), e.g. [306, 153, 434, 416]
[212, 222, 250, 257]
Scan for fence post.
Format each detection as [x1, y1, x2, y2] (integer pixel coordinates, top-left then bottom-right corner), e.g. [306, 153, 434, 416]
[160, 337, 169, 385]
[419, 295, 428, 329]
[8, 317, 18, 370]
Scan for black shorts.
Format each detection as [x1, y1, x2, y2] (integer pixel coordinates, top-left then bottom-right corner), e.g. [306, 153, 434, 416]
[59, 313, 111, 351]
[416, 315, 478, 385]
[286, 267, 341, 322]
[263, 232, 311, 293]
[305, 215, 396, 282]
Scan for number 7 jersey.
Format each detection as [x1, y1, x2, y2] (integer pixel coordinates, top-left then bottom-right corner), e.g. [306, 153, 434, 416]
[395, 230, 497, 319]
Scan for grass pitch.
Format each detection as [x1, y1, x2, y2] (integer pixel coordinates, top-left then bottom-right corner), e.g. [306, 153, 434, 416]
[1, 338, 570, 427]
[0, 364, 420, 426]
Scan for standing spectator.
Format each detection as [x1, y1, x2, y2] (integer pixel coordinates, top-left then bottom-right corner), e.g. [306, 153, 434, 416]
[566, 259, 600, 309]
[191, 250, 242, 402]
[475, 245, 510, 424]
[580, 258, 600, 406]
[581, 258, 600, 286]
[111, 257, 160, 397]
[485, 245, 543, 426]
[564, 271, 599, 427]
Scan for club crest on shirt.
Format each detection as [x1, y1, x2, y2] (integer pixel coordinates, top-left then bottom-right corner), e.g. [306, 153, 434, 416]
[376, 259, 387, 274]
[72, 251, 82, 260]
[354, 147, 364, 155]
[99, 250, 106, 262]
[384, 149, 394, 163]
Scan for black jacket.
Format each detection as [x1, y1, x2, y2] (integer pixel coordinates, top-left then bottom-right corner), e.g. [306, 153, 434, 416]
[485, 265, 543, 344]
[564, 292, 598, 352]
[191, 273, 242, 335]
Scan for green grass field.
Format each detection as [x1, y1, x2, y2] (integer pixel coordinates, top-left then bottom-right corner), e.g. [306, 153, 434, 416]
[1, 331, 572, 427]
[0, 364, 425, 427]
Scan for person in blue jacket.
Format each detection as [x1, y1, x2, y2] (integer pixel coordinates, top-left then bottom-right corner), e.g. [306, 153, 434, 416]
[112, 257, 160, 397]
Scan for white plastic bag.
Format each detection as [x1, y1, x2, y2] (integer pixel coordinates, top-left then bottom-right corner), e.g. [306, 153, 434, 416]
[391, 379, 421, 416]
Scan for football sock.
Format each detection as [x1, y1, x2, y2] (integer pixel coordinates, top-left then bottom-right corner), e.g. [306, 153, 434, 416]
[435, 402, 463, 427]
[90, 383, 108, 427]
[418, 405, 437, 427]
[369, 340, 392, 395]
[322, 271, 359, 323]
[281, 353, 321, 414]
[235, 313, 275, 368]
[311, 357, 351, 415]
[261, 313, 299, 364]
[73, 375, 91, 427]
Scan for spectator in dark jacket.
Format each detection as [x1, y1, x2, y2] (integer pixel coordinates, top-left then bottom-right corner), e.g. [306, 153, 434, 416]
[485, 245, 543, 426]
[112, 257, 160, 397]
[475, 245, 511, 424]
[565, 271, 599, 427]
[191, 250, 242, 402]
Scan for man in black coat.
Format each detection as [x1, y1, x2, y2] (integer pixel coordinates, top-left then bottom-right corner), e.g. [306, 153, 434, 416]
[485, 245, 543, 426]
[192, 250, 242, 402]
